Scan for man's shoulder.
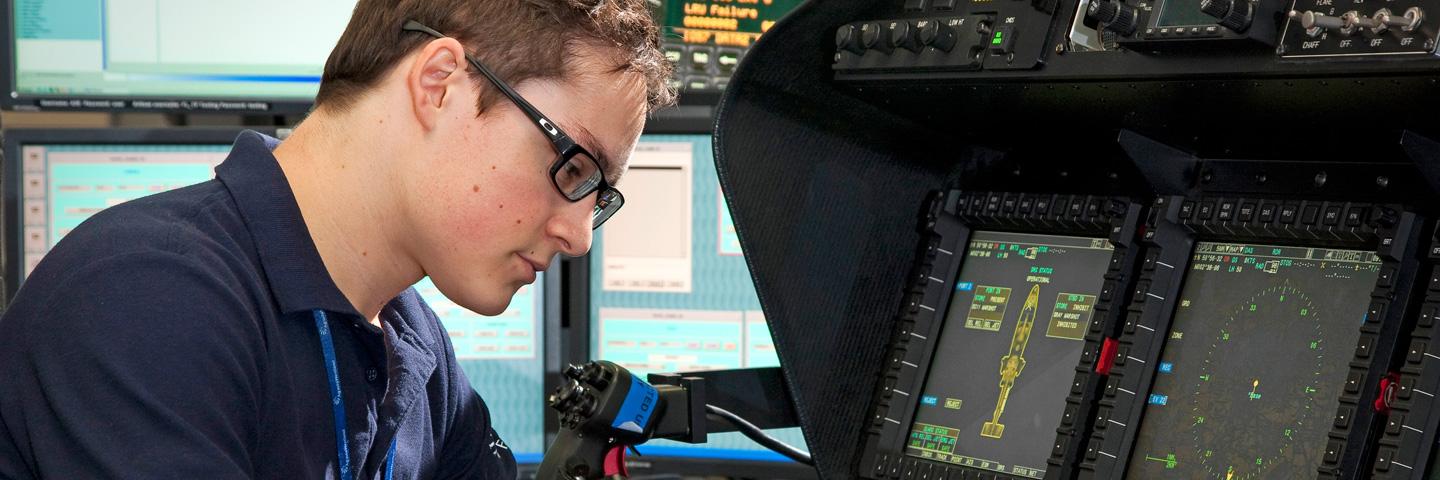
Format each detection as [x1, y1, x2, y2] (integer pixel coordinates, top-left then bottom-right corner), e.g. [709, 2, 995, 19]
[10, 181, 264, 317]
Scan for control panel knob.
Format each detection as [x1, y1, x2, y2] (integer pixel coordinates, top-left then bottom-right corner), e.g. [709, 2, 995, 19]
[1200, 0, 1255, 32]
[889, 21, 923, 52]
[1289, 10, 1346, 37]
[1088, 0, 1139, 36]
[918, 19, 959, 52]
[860, 22, 894, 53]
[835, 24, 866, 54]
[1375, 7, 1425, 32]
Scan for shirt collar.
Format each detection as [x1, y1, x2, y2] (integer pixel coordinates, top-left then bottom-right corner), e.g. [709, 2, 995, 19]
[215, 130, 360, 317]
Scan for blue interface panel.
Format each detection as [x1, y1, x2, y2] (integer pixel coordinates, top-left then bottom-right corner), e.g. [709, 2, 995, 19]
[590, 134, 805, 462]
[413, 277, 546, 463]
[20, 140, 548, 462]
[11, 0, 354, 105]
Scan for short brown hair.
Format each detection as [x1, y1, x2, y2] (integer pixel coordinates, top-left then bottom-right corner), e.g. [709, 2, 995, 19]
[315, 0, 675, 114]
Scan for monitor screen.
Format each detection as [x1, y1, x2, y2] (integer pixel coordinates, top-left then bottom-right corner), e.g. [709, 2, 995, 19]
[17, 139, 230, 279]
[1154, 0, 1216, 27]
[414, 277, 547, 463]
[589, 133, 804, 462]
[905, 231, 1115, 479]
[1126, 242, 1381, 479]
[653, 0, 801, 92]
[8, 0, 353, 110]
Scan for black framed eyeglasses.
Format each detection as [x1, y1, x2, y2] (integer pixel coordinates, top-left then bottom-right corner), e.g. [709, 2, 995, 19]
[402, 20, 624, 229]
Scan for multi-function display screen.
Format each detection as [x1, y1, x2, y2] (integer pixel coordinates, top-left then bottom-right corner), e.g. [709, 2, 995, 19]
[906, 231, 1115, 479]
[1127, 242, 1381, 479]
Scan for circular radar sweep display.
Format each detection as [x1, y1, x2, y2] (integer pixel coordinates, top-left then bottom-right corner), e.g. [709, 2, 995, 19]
[1186, 282, 1324, 480]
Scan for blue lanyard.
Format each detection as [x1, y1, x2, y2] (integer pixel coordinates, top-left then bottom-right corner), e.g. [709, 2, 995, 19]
[314, 310, 398, 480]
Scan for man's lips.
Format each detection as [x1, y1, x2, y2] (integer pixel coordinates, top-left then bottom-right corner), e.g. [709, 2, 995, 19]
[519, 254, 549, 273]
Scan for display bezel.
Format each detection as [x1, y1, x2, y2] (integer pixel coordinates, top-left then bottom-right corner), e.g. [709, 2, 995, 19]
[857, 190, 1146, 480]
[1077, 194, 1425, 479]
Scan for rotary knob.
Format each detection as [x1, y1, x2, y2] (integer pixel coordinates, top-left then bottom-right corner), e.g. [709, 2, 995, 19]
[860, 22, 894, 53]
[1088, 0, 1139, 36]
[889, 21, 923, 52]
[835, 24, 866, 54]
[1201, 0, 1255, 32]
[918, 19, 958, 52]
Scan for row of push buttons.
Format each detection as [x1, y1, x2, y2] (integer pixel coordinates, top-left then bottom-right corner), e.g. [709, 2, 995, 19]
[1143, 25, 1222, 37]
[1178, 200, 1370, 227]
[663, 44, 743, 74]
[871, 453, 1013, 480]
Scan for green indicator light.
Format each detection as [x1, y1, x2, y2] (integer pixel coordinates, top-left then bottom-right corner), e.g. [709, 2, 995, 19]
[992, 35, 1003, 44]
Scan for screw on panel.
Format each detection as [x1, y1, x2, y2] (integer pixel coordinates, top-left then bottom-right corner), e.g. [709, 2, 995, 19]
[1377, 176, 1390, 188]
[1056, 43, 1067, 54]
[1256, 174, 1268, 184]
[1314, 172, 1328, 188]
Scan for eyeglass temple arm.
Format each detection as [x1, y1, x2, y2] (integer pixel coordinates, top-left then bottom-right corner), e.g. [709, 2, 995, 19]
[400, 20, 573, 145]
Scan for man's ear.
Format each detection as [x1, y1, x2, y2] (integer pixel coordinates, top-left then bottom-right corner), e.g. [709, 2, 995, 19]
[407, 38, 467, 132]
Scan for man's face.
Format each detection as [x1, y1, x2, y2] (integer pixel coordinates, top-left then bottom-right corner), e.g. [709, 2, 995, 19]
[402, 52, 647, 316]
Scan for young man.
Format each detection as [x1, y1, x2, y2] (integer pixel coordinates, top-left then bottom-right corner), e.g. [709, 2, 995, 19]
[0, 0, 673, 477]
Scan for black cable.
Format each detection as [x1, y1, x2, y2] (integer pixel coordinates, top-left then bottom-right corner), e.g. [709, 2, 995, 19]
[704, 404, 815, 466]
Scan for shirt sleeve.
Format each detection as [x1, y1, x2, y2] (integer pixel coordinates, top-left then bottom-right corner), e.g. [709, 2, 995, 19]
[423, 301, 519, 480]
[0, 250, 265, 479]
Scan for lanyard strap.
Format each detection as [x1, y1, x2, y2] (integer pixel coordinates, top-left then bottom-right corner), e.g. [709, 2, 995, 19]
[314, 310, 397, 480]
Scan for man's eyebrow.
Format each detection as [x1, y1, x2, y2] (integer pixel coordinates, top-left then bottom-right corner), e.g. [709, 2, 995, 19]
[573, 125, 619, 181]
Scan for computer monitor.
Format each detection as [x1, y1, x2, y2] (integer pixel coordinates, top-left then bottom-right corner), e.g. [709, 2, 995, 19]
[907, 231, 1115, 478]
[585, 133, 813, 477]
[2, 1, 354, 112]
[2, 128, 270, 298]
[413, 273, 555, 466]
[652, 0, 802, 99]
[1125, 242, 1381, 478]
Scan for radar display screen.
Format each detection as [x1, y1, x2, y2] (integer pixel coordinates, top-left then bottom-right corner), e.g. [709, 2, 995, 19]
[905, 231, 1115, 479]
[1127, 242, 1381, 479]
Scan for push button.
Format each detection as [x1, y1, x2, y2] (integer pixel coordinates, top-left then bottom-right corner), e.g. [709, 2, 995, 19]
[690, 47, 714, 71]
[1302, 205, 1320, 225]
[1334, 406, 1352, 428]
[1179, 201, 1196, 219]
[1367, 300, 1387, 323]
[1323, 440, 1343, 464]
[1421, 304, 1439, 327]
[1323, 206, 1342, 226]
[1198, 202, 1215, 219]
[904, 0, 927, 11]
[1377, 267, 1396, 287]
[1356, 337, 1374, 358]
[1279, 205, 1298, 224]
[1345, 207, 1365, 226]
[1238, 203, 1255, 221]
[1375, 447, 1396, 472]
[1259, 203, 1276, 222]
[1217, 201, 1235, 221]
[1387, 413, 1405, 435]
[1345, 371, 1364, 394]
[1408, 341, 1427, 364]
[716, 49, 741, 72]
[988, 26, 1017, 54]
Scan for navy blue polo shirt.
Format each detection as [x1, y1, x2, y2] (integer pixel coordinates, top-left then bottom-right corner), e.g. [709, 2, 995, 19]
[0, 131, 518, 479]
